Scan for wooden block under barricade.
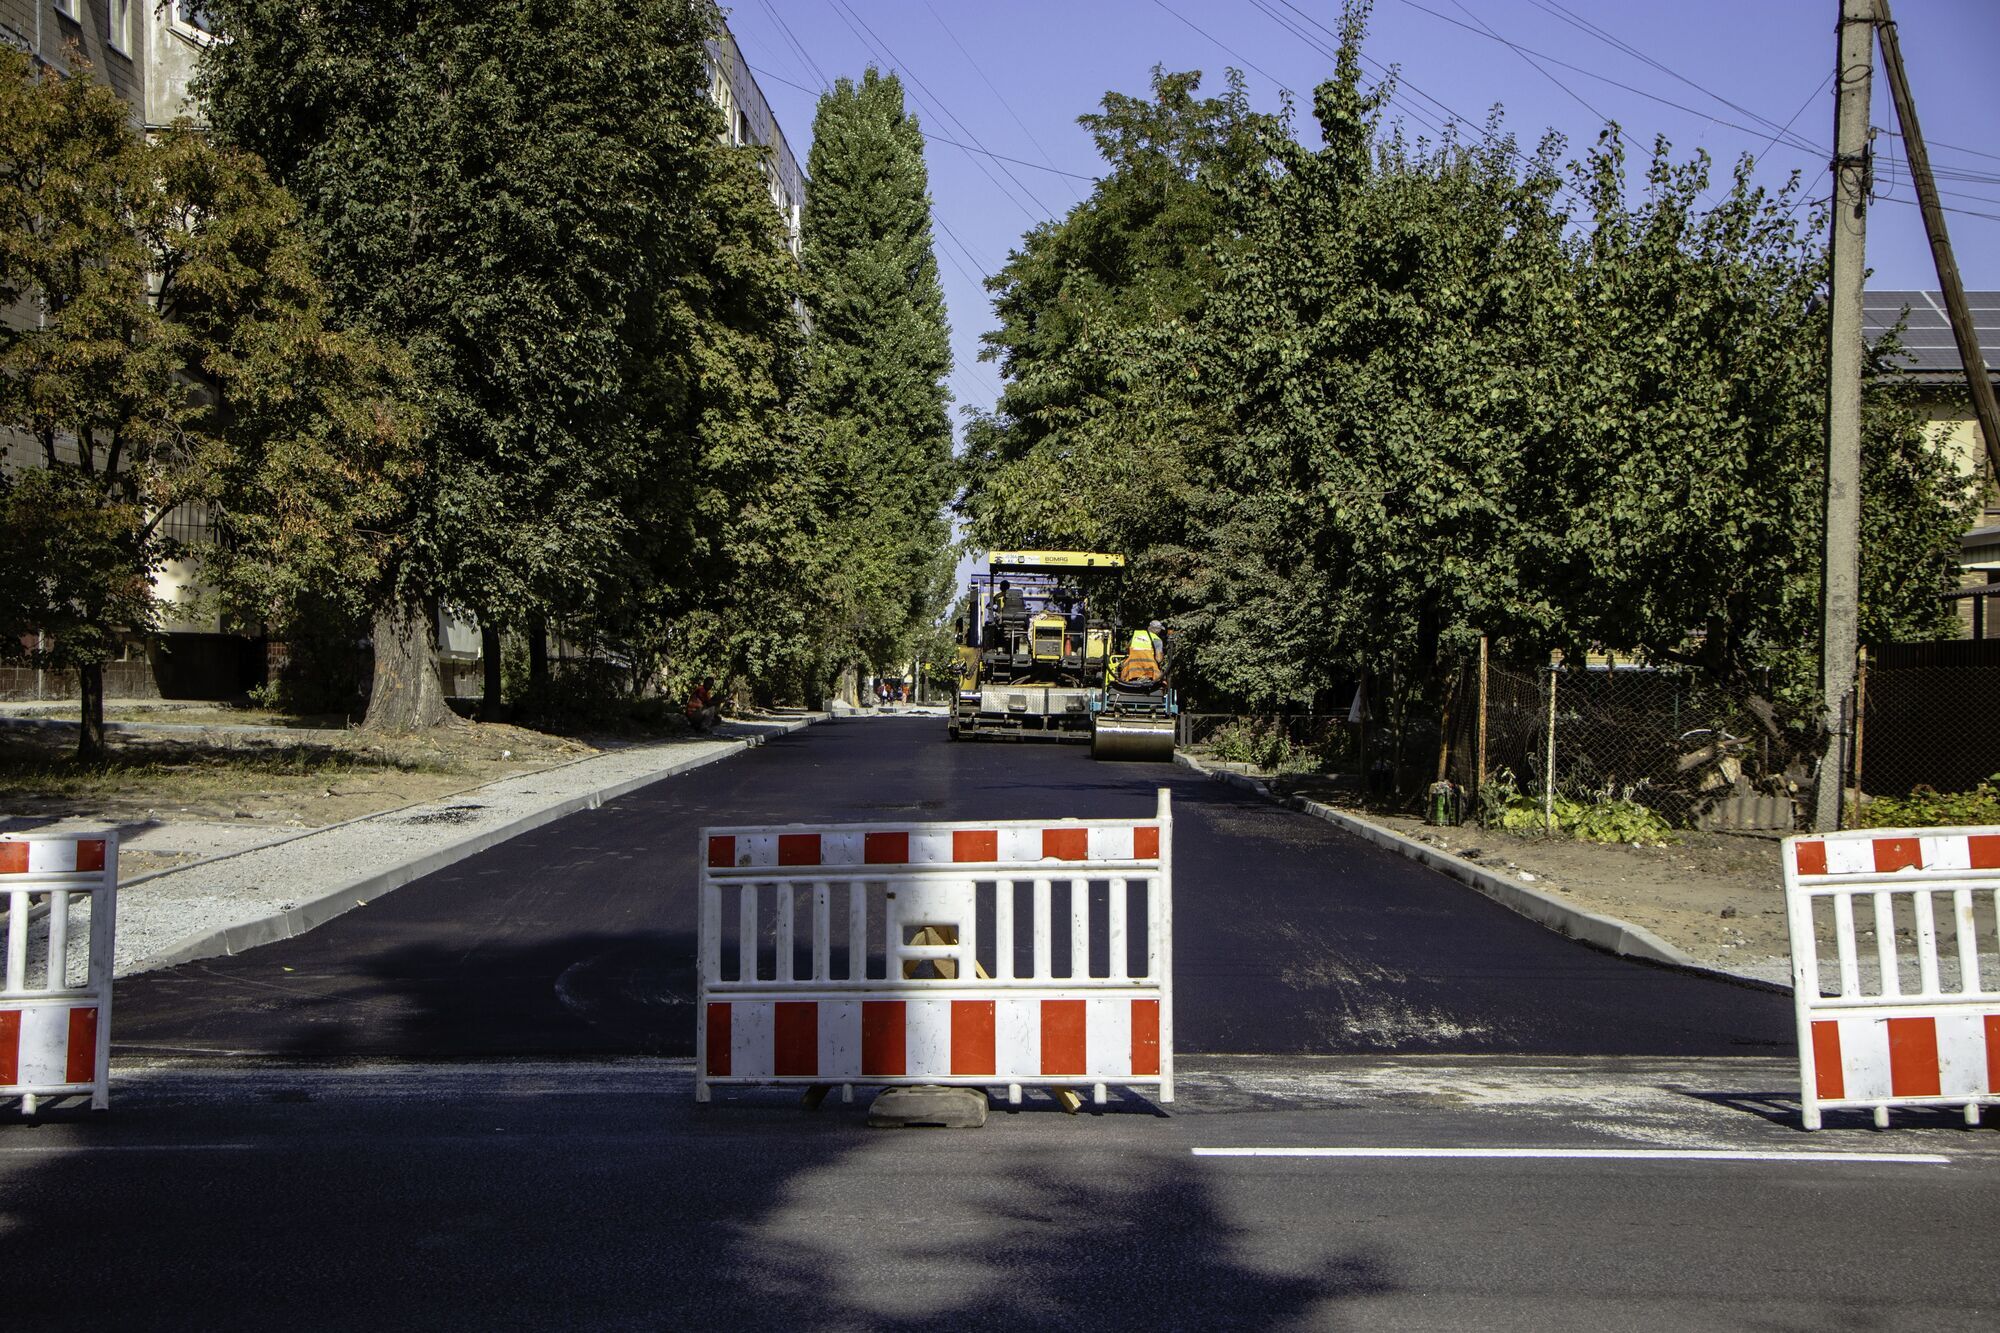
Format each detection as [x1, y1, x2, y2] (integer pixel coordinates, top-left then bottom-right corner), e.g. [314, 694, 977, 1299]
[1782, 826, 2000, 1130]
[1, 834, 120, 1114]
[694, 791, 1174, 1109]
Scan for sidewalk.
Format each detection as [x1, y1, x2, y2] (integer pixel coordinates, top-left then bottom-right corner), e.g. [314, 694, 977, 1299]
[34, 714, 819, 978]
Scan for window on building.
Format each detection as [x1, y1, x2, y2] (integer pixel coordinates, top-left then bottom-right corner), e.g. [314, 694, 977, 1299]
[53, 0, 81, 22]
[172, 1, 216, 35]
[108, 0, 134, 55]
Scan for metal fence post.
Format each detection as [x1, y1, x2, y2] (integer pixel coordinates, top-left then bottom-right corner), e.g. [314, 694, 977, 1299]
[1476, 635, 1489, 810]
[1849, 646, 1869, 812]
[1544, 649, 1562, 834]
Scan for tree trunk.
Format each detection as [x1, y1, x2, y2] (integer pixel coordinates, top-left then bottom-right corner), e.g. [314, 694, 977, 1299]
[479, 619, 505, 721]
[362, 598, 455, 732]
[76, 660, 106, 761]
[527, 613, 550, 698]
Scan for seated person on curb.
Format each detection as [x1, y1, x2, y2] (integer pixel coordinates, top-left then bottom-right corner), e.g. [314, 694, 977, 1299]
[685, 676, 720, 733]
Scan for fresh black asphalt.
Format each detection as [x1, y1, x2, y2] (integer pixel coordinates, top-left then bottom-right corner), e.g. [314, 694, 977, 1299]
[111, 717, 1795, 1060]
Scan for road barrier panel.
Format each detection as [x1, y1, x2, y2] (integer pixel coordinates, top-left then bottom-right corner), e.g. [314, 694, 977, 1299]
[2, 834, 118, 1114]
[697, 789, 1172, 1107]
[1783, 826, 2000, 1129]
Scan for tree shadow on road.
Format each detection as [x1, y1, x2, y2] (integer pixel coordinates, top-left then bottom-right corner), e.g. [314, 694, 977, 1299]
[113, 930, 704, 1060]
[1, 1068, 1398, 1330]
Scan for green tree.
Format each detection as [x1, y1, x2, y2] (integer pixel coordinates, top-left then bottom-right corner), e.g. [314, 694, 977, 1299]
[801, 69, 956, 696]
[969, 0, 1974, 741]
[961, 68, 1273, 635]
[0, 49, 174, 756]
[580, 118, 822, 708]
[0, 49, 406, 757]
[195, 0, 759, 728]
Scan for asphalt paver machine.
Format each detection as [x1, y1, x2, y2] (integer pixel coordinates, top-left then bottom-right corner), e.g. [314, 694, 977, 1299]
[949, 551, 1176, 761]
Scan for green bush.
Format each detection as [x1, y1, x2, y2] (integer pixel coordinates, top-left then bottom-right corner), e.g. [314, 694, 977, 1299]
[1852, 776, 2000, 829]
[1206, 719, 1307, 772]
[1479, 767, 1674, 843]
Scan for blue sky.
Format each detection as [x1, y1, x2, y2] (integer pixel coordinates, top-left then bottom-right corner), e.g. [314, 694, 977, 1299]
[723, 0, 2000, 432]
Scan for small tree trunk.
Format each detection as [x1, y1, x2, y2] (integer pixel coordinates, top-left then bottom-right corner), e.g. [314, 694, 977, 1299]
[479, 619, 505, 721]
[77, 660, 106, 761]
[527, 612, 550, 698]
[362, 598, 455, 732]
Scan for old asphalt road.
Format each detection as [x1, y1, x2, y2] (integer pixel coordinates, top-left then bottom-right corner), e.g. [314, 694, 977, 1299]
[14, 718, 1997, 1328]
[110, 716, 1793, 1060]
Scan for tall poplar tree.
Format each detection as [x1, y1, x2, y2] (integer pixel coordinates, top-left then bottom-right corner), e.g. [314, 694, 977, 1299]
[801, 69, 955, 690]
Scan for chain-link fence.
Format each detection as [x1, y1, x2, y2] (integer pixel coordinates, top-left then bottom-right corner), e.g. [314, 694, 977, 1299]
[1449, 664, 1816, 832]
[1854, 643, 2000, 801]
[1180, 639, 2000, 831]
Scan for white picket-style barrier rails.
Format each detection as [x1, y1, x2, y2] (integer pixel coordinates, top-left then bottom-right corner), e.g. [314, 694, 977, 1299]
[1783, 826, 2000, 1129]
[3, 835, 118, 1114]
[697, 790, 1173, 1106]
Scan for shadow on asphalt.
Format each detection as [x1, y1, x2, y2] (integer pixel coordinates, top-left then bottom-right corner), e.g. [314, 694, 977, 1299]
[0, 1097, 1398, 1328]
[116, 931, 704, 1060]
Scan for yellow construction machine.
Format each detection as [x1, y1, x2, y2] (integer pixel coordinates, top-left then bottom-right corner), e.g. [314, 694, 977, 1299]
[948, 551, 1177, 761]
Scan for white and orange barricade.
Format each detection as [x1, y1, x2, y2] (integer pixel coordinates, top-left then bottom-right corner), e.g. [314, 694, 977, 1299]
[2, 835, 118, 1114]
[1783, 826, 2000, 1129]
[697, 790, 1172, 1106]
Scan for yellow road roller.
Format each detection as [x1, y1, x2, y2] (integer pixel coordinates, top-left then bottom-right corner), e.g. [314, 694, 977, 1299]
[949, 551, 1176, 761]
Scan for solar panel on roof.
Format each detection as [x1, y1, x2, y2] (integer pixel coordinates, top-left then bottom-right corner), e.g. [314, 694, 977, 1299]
[1862, 291, 2000, 373]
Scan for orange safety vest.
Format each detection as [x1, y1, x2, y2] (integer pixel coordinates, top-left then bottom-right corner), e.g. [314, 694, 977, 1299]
[1117, 630, 1163, 686]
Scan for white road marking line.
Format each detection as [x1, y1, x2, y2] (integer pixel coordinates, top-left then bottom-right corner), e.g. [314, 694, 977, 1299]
[1191, 1147, 1953, 1165]
[0, 1144, 256, 1155]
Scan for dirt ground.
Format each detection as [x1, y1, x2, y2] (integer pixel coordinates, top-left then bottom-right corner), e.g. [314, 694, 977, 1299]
[1262, 770, 1793, 983]
[0, 703, 617, 880]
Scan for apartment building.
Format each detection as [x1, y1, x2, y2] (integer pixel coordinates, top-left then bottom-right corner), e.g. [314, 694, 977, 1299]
[706, 17, 807, 257]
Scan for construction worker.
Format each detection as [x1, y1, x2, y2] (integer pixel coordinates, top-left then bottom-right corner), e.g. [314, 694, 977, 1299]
[1116, 621, 1168, 689]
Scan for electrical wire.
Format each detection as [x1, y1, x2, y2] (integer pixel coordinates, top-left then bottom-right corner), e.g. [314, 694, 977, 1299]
[746, 61, 1096, 182]
[824, 0, 1060, 221]
[754, 0, 829, 92]
[815, 0, 1041, 225]
[1520, 0, 2000, 178]
[1148, 0, 1294, 96]
[921, 0, 1088, 204]
[1445, 0, 1608, 124]
[1256, 0, 1589, 213]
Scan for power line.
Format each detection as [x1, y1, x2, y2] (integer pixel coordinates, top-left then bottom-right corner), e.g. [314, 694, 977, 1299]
[1523, 0, 1805, 145]
[1259, 0, 1589, 212]
[1394, 0, 1825, 162]
[815, 0, 1039, 224]
[753, 0, 828, 92]
[745, 63, 1097, 183]
[1148, 0, 1293, 95]
[1444, 0, 1608, 124]
[823, 0, 1060, 221]
[921, 0, 1088, 204]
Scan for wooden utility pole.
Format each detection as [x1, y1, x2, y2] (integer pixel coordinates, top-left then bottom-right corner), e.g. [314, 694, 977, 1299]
[1874, 0, 2000, 479]
[1813, 0, 1876, 835]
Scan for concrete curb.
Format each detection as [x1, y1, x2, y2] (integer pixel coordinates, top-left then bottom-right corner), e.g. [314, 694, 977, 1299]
[1174, 752, 1704, 970]
[124, 716, 817, 976]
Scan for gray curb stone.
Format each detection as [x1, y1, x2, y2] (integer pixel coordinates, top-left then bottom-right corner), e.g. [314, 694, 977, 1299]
[118, 717, 817, 977]
[1174, 751, 1709, 971]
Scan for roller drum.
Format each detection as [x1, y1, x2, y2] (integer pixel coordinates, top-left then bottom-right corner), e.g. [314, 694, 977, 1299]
[1090, 717, 1176, 762]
